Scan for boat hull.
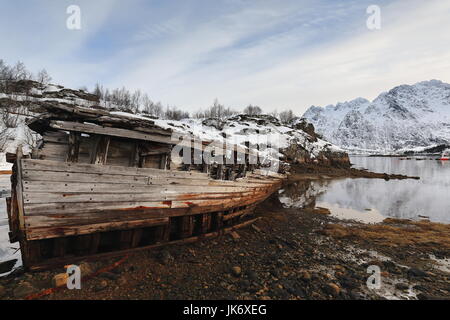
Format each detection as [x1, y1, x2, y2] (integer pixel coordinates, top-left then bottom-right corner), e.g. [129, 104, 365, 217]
[8, 159, 284, 270]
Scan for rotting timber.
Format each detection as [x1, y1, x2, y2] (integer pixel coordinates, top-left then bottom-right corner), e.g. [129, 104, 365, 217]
[6, 104, 286, 270]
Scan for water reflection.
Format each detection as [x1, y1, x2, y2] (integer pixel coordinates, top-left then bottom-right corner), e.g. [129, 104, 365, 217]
[279, 157, 450, 224]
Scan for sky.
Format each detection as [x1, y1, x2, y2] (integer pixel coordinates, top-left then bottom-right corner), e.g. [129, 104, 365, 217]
[1, 0, 450, 115]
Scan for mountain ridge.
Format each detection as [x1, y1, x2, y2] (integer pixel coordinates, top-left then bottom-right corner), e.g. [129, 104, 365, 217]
[302, 80, 450, 153]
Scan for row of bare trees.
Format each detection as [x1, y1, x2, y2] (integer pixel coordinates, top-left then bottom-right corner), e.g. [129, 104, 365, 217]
[92, 82, 298, 122]
[0, 59, 51, 88]
[1, 59, 298, 123]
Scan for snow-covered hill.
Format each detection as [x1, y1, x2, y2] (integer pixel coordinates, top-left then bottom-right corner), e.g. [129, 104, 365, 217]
[303, 80, 450, 153]
[0, 80, 349, 168]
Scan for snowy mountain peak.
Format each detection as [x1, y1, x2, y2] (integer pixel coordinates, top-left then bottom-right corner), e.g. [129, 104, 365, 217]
[302, 80, 450, 153]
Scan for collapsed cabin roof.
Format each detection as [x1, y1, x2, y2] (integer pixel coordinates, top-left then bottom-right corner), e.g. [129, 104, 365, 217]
[27, 103, 249, 154]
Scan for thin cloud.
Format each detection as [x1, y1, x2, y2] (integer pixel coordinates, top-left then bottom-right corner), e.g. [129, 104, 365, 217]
[1, 0, 449, 115]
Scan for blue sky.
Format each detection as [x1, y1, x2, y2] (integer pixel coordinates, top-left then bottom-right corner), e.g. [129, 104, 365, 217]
[1, 0, 450, 114]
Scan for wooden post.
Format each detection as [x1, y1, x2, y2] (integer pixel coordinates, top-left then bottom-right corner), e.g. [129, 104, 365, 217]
[129, 142, 140, 167]
[90, 234, 101, 254]
[66, 132, 81, 163]
[131, 229, 143, 248]
[201, 213, 212, 233]
[91, 135, 110, 165]
[53, 238, 67, 257]
[119, 230, 134, 250]
[181, 216, 194, 238]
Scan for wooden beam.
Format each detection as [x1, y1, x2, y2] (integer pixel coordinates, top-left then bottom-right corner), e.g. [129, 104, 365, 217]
[21, 159, 209, 179]
[25, 217, 170, 241]
[50, 120, 177, 145]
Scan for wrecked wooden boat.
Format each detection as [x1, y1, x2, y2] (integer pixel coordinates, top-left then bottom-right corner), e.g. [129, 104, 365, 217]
[6, 104, 285, 270]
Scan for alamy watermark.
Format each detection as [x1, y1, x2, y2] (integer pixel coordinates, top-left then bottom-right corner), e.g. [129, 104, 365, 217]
[170, 128, 281, 173]
[366, 265, 382, 290]
[366, 5, 381, 30]
[66, 5, 81, 30]
[66, 264, 81, 289]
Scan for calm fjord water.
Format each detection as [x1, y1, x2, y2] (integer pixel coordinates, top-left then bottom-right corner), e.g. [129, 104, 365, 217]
[280, 156, 450, 224]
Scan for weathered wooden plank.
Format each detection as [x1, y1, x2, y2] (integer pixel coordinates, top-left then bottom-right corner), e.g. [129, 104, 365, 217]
[22, 202, 260, 230]
[21, 172, 275, 189]
[22, 159, 209, 179]
[26, 217, 170, 241]
[22, 170, 150, 184]
[49, 120, 177, 145]
[15, 148, 26, 233]
[25, 186, 274, 209]
[23, 181, 268, 193]
[23, 189, 276, 216]
[22, 189, 259, 204]
[42, 132, 69, 144]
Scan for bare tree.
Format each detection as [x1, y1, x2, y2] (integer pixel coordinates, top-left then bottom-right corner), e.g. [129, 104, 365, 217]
[130, 90, 141, 114]
[92, 83, 103, 99]
[193, 99, 237, 120]
[164, 106, 189, 120]
[11, 61, 32, 80]
[36, 69, 52, 85]
[279, 109, 295, 124]
[243, 104, 262, 116]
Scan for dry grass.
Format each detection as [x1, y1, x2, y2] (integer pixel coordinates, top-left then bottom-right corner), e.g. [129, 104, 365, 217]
[303, 207, 331, 215]
[320, 218, 450, 251]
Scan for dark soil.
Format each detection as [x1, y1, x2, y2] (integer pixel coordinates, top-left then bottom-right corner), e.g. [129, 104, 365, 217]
[1, 195, 448, 300]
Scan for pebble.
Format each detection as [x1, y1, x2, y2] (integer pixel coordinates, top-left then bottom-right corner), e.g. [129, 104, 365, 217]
[300, 271, 311, 281]
[324, 283, 341, 297]
[407, 268, 427, 278]
[246, 271, 258, 282]
[395, 283, 409, 291]
[231, 266, 242, 277]
[95, 280, 109, 292]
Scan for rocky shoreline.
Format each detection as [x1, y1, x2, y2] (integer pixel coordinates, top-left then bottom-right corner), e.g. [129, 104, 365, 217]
[0, 173, 448, 300]
[290, 163, 420, 180]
